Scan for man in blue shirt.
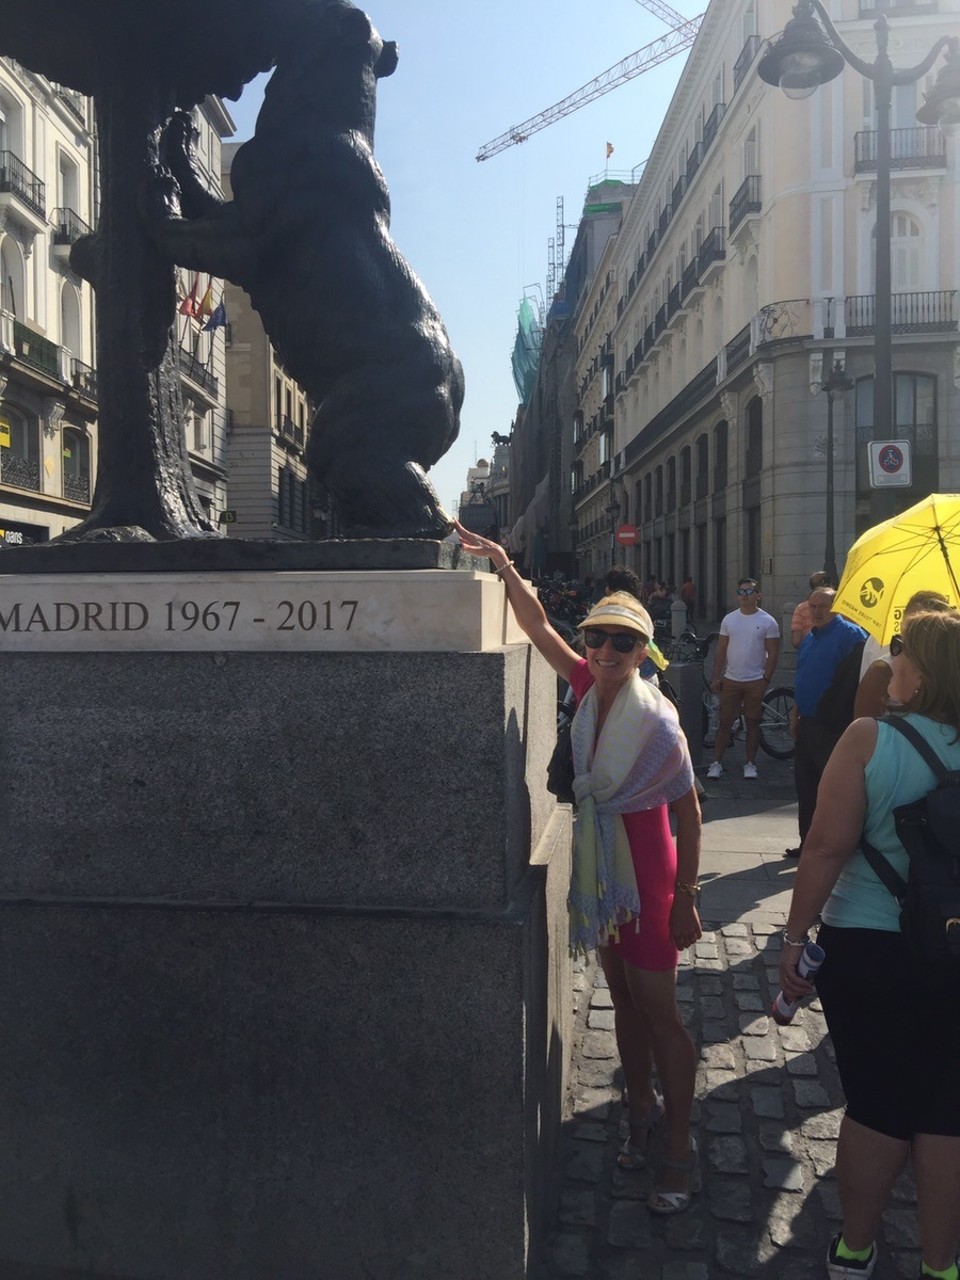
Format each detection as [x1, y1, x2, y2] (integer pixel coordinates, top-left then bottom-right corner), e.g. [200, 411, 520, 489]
[788, 588, 867, 857]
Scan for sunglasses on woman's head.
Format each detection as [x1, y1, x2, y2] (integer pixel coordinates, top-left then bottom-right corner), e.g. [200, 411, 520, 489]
[890, 634, 904, 657]
[583, 628, 645, 653]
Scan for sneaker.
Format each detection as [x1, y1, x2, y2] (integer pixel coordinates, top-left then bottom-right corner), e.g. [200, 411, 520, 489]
[706, 761, 723, 780]
[743, 762, 758, 779]
[826, 1234, 877, 1279]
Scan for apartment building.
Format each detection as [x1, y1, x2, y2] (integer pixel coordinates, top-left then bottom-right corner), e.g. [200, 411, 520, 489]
[572, 0, 960, 617]
[0, 58, 96, 546]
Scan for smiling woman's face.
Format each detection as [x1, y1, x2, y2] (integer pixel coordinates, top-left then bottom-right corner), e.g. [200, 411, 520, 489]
[585, 625, 647, 690]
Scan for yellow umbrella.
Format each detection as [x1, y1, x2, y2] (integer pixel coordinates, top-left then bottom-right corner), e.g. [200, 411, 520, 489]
[833, 493, 960, 643]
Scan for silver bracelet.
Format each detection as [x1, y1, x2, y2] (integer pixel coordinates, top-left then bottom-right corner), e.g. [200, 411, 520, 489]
[783, 930, 809, 947]
[494, 560, 514, 576]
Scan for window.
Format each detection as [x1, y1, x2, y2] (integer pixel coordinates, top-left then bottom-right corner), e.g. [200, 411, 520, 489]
[274, 376, 282, 428]
[57, 152, 79, 213]
[61, 426, 90, 502]
[0, 403, 40, 491]
[856, 371, 938, 499]
[193, 410, 207, 452]
[745, 397, 763, 476]
[60, 281, 82, 356]
[889, 213, 922, 291]
[0, 237, 25, 319]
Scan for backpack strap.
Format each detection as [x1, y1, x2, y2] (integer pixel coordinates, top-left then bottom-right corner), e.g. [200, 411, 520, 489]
[880, 714, 952, 782]
[859, 834, 908, 903]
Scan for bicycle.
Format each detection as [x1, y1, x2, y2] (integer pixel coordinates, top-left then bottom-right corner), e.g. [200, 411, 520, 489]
[660, 624, 796, 761]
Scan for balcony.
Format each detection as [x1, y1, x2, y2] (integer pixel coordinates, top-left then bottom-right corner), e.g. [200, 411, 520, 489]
[854, 127, 945, 172]
[0, 451, 41, 492]
[279, 413, 306, 449]
[63, 470, 90, 503]
[0, 151, 46, 231]
[655, 304, 667, 337]
[671, 174, 687, 212]
[658, 204, 671, 238]
[52, 206, 92, 247]
[70, 357, 98, 400]
[13, 320, 59, 378]
[54, 85, 86, 125]
[667, 282, 682, 320]
[734, 34, 761, 93]
[686, 140, 703, 184]
[725, 324, 752, 374]
[729, 175, 761, 239]
[681, 258, 702, 302]
[179, 345, 219, 402]
[703, 102, 726, 152]
[697, 225, 726, 282]
[845, 290, 957, 335]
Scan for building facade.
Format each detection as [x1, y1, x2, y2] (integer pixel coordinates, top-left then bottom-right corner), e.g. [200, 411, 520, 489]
[0, 58, 97, 546]
[570, 0, 960, 618]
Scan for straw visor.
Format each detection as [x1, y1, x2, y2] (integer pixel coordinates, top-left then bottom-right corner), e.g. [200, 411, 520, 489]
[577, 592, 653, 641]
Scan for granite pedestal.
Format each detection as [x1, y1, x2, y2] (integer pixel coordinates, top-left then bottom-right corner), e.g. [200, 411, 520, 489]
[0, 568, 573, 1279]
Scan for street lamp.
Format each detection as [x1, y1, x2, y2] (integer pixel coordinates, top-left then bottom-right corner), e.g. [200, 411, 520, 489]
[759, 4, 959, 477]
[605, 485, 621, 569]
[819, 357, 853, 587]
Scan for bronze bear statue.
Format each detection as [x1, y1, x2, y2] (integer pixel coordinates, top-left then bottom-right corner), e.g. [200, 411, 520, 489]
[144, 0, 464, 539]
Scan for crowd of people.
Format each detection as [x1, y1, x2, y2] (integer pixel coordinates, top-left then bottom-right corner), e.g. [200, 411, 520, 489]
[457, 519, 959, 1280]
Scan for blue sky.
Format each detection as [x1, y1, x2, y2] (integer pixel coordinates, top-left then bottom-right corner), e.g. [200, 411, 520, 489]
[227, 0, 695, 514]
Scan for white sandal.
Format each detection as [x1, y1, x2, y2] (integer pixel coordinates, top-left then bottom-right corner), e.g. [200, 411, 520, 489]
[647, 1137, 700, 1214]
[616, 1094, 665, 1171]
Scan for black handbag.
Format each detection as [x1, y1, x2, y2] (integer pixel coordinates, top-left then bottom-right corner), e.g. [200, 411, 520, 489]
[546, 707, 576, 806]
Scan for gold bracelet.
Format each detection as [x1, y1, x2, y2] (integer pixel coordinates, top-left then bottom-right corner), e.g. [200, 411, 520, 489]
[494, 560, 514, 576]
[674, 880, 700, 898]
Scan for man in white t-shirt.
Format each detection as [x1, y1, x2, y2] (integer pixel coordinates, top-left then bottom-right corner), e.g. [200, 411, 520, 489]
[707, 578, 781, 779]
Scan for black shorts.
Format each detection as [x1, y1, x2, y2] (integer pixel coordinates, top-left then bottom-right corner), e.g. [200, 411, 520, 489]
[815, 923, 960, 1140]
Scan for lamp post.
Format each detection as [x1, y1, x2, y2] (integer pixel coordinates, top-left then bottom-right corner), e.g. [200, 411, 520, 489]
[605, 485, 621, 568]
[820, 358, 853, 587]
[759, 4, 960, 506]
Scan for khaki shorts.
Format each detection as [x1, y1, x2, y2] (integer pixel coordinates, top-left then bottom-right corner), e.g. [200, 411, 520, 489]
[718, 677, 766, 728]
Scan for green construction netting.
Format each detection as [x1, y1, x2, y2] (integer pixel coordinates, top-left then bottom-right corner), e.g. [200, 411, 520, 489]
[511, 297, 542, 404]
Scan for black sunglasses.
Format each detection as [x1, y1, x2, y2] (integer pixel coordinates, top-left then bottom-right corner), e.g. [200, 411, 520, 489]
[890, 634, 904, 657]
[737, 587, 757, 597]
[583, 628, 646, 653]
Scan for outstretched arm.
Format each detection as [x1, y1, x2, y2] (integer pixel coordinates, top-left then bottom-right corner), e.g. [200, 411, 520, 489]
[455, 521, 580, 682]
[139, 170, 257, 290]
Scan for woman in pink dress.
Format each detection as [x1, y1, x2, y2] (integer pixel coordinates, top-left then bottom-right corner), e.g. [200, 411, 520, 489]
[455, 521, 702, 1215]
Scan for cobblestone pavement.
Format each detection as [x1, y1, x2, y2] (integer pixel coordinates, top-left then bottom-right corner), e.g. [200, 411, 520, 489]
[539, 755, 922, 1280]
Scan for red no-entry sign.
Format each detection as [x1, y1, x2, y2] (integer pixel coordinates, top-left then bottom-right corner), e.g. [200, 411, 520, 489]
[616, 524, 639, 546]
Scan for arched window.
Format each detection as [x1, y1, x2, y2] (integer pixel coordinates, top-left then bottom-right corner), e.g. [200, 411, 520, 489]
[60, 280, 82, 356]
[0, 236, 26, 319]
[745, 397, 763, 476]
[61, 425, 90, 503]
[856, 371, 938, 505]
[0, 402, 41, 491]
[714, 420, 728, 490]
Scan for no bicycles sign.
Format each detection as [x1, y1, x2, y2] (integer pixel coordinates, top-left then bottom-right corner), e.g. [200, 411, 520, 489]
[868, 440, 912, 488]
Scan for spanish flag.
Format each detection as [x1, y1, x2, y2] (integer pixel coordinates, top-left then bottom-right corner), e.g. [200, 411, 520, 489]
[197, 278, 215, 319]
[606, 142, 614, 159]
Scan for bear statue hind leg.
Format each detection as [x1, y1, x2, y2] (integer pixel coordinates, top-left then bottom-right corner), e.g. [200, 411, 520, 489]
[318, 453, 453, 540]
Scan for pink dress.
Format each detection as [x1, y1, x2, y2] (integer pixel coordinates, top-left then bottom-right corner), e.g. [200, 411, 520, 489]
[568, 659, 679, 971]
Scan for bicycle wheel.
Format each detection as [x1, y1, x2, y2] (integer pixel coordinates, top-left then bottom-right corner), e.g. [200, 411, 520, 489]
[759, 686, 795, 760]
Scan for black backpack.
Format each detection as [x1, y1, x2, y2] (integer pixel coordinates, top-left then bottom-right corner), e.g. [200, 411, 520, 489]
[860, 715, 960, 966]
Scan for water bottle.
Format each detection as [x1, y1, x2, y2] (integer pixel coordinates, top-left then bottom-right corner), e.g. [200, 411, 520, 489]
[771, 940, 825, 1025]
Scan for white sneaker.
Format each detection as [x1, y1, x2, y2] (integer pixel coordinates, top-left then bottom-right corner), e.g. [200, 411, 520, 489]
[706, 761, 723, 780]
[743, 762, 758, 779]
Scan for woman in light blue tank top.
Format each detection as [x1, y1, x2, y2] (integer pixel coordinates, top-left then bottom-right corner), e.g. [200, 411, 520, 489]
[779, 609, 960, 1280]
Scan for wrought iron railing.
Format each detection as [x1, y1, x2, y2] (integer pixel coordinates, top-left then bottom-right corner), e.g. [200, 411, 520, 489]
[682, 259, 700, 298]
[63, 470, 90, 503]
[697, 225, 726, 274]
[0, 452, 41, 491]
[52, 206, 92, 244]
[0, 150, 45, 219]
[686, 140, 703, 184]
[753, 298, 810, 346]
[279, 413, 305, 448]
[54, 85, 86, 124]
[70, 358, 98, 398]
[729, 175, 761, 234]
[734, 34, 761, 92]
[845, 290, 957, 335]
[726, 324, 752, 373]
[703, 102, 726, 151]
[179, 345, 218, 397]
[13, 320, 59, 376]
[854, 126, 945, 171]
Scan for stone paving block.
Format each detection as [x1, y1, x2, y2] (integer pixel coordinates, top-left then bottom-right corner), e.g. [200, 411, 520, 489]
[721, 924, 749, 937]
[662, 1264, 710, 1280]
[767, 1193, 822, 1249]
[815, 1180, 843, 1220]
[675, 984, 695, 1003]
[752, 923, 779, 935]
[777, 1025, 811, 1052]
[664, 1212, 708, 1250]
[732, 973, 761, 990]
[694, 940, 719, 959]
[800, 1110, 841, 1141]
[562, 1139, 606, 1184]
[894, 1253, 923, 1279]
[601, 1258, 654, 1280]
[558, 1188, 598, 1227]
[708, 1182, 755, 1222]
[759, 1123, 793, 1154]
[765, 966, 782, 985]
[694, 957, 724, 972]
[807, 1140, 836, 1179]
[785, 1052, 819, 1077]
[578, 1057, 618, 1089]
[609, 1166, 649, 1201]
[701, 1022, 729, 1043]
[572, 1121, 609, 1144]
[589, 988, 614, 1009]
[606, 1200, 653, 1249]
[707, 1135, 749, 1174]
[700, 995, 725, 1020]
[581, 1030, 616, 1059]
[549, 1232, 591, 1277]
[734, 991, 764, 1011]
[703, 1102, 743, 1134]
[573, 972, 587, 992]
[750, 1087, 785, 1119]
[793, 1080, 831, 1108]
[742, 1036, 778, 1062]
[704, 1070, 739, 1101]
[588, 1009, 616, 1031]
[574, 1088, 612, 1120]
[722, 938, 754, 957]
[593, 970, 608, 988]
[883, 1209, 921, 1248]
[891, 1169, 917, 1204]
[700, 1043, 736, 1071]
[695, 975, 722, 996]
[763, 1157, 804, 1191]
[699, 931, 717, 943]
[739, 1014, 771, 1036]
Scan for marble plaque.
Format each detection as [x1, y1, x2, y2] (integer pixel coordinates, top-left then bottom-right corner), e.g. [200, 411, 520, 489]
[0, 570, 526, 653]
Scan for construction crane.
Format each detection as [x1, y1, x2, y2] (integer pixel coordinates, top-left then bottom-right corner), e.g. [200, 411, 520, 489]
[476, 2, 703, 162]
